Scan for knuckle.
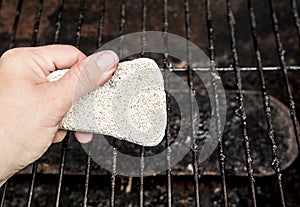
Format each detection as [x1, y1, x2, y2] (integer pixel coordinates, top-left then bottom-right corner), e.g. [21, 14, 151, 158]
[1, 48, 20, 59]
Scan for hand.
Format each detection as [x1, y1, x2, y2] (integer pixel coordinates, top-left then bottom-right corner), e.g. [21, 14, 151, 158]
[0, 45, 119, 186]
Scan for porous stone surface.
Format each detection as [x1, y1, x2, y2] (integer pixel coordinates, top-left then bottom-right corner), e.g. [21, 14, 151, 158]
[47, 58, 166, 146]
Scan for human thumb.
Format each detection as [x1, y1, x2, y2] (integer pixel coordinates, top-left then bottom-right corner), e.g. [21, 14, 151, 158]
[47, 50, 119, 113]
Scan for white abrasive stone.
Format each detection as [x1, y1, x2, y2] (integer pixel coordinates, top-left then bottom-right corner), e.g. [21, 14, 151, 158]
[47, 58, 167, 146]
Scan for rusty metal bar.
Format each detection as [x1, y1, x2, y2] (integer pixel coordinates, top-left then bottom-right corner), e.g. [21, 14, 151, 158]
[171, 66, 300, 72]
[8, 0, 23, 49]
[205, 0, 228, 206]
[118, 0, 126, 58]
[162, 0, 172, 206]
[184, 0, 201, 206]
[290, 0, 300, 50]
[53, 0, 64, 44]
[141, 0, 147, 56]
[97, 0, 105, 49]
[83, 144, 92, 207]
[110, 146, 117, 207]
[75, 0, 85, 49]
[31, 0, 43, 46]
[139, 147, 144, 207]
[55, 136, 69, 207]
[226, 0, 257, 206]
[163, 0, 169, 64]
[26, 162, 38, 207]
[139, 0, 147, 206]
[248, 0, 286, 206]
[269, 0, 300, 152]
[0, 183, 7, 207]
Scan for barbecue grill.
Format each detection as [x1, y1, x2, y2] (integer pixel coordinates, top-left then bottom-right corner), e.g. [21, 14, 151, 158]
[0, 0, 300, 206]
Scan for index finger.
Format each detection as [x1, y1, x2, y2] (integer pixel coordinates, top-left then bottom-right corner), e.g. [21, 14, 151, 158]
[1, 45, 86, 77]
[30, 45, 87, 74]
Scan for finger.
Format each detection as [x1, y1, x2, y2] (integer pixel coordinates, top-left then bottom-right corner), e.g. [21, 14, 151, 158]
[46, 50, 119, 112]
[31, 45, 86, 75]
[74, 132, 93, 143]
[53, 130, 67, 143]
[1, 45, 86, 77]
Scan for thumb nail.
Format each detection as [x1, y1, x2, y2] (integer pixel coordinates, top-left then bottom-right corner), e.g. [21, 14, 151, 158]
[92, 50, 119, 73]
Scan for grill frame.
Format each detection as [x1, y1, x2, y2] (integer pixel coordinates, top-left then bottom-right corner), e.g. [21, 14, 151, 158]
[0, 0, 300, 206]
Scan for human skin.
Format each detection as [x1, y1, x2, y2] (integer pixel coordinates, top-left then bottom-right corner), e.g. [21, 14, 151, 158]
[0, 45, 119, 186]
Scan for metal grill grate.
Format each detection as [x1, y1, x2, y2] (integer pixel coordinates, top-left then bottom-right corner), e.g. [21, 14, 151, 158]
[0, 0, 300, 206]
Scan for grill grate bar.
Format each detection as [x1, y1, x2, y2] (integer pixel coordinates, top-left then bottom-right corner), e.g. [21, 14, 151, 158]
[141, 0, 147, 55]
[75, 0, 85, 49]
[110, 147, 117, 207]
[83, 145, 92, 207]
[31, 0, 43, 46]
[269, 0, 300, 152]
[118, 0, 126, 57]
[172, 66, 300, 72]
[165, 116, 172, 207]
[26, 161, 38, 207]
[162, 0, 168, 63]
[248, 0, 285, 206]
[226, 0, 257, 206]
[162, 0, 169, 65]
[139, 0, 147, 206]
[0, 183, 7, 207]
[53, 0, 64, 44]
[55, 136, 69, 207]
[119, 0, 126, 38]
[205, 0, 228, 206]
[139, 148, 145, 207]
[290, 0, 300, 49]
[184, 1, 201, 206]
[97, 0, 105, 49]
[8, 0, 23, 49]
[162, 1, 173, 206]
